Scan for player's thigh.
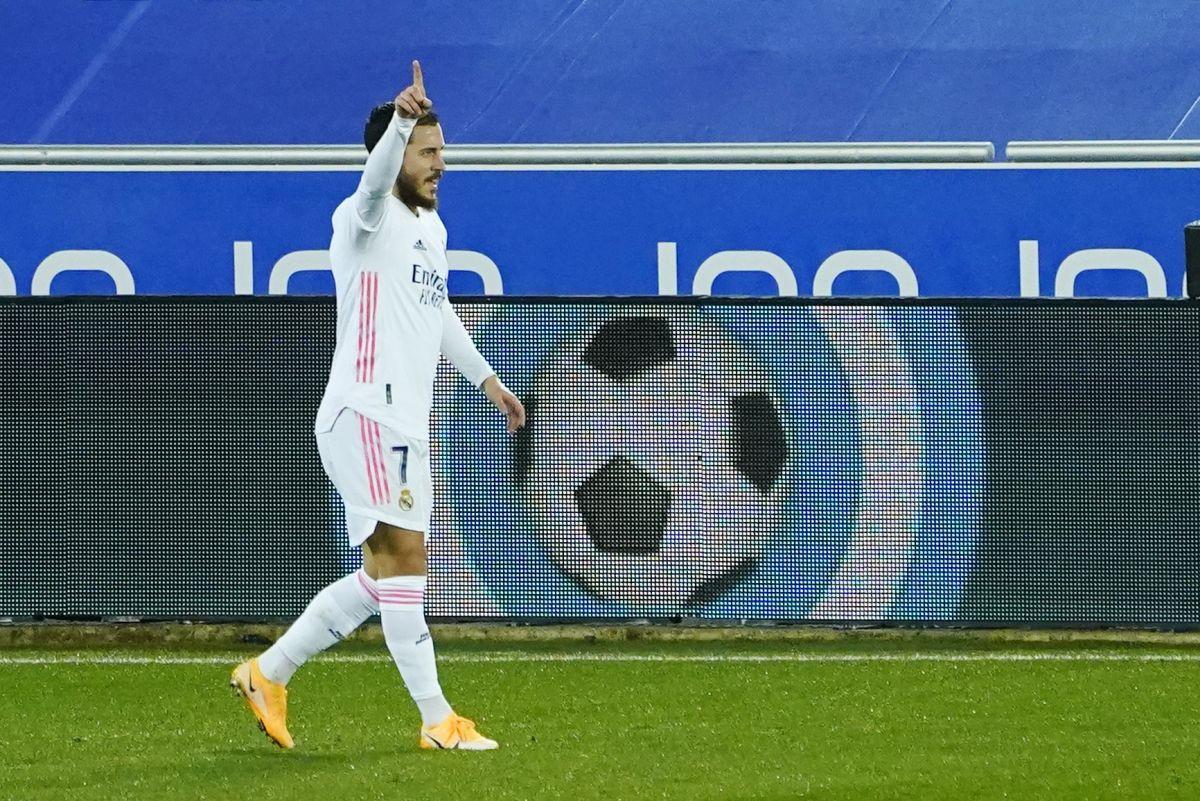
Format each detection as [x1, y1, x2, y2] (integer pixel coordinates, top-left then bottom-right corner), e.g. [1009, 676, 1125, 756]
[362, 522, 428, 577]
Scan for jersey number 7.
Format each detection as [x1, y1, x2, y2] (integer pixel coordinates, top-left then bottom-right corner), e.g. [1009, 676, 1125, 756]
[391, 445, 409, 485]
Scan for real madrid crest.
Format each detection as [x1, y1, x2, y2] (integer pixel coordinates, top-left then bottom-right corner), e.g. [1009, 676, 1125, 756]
[398, 488, 414, 511]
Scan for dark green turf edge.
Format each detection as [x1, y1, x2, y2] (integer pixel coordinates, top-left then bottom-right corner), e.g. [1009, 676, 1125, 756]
[4, 621, 1200, 652]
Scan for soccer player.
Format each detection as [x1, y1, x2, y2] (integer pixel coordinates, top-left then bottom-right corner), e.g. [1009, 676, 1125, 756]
[231, 61, 525, 751]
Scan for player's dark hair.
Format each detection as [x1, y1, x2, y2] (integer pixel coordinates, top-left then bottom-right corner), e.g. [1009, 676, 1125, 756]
[364, 103, 439, 152]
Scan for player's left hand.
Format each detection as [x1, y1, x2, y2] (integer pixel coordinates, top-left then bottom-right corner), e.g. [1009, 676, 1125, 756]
[482, 376, 526, 434]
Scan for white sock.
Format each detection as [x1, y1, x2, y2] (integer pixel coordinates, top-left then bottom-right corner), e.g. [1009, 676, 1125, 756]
[258, 568, 380, 685]
[378, 575, 454, 726]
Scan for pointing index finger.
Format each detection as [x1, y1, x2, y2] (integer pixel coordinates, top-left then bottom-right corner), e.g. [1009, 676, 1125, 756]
[412, 60, 425, 96]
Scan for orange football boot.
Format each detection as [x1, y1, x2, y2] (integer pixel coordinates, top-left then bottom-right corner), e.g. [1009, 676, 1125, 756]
[419, 713, 499, 751]
[230, 658, 295, 749]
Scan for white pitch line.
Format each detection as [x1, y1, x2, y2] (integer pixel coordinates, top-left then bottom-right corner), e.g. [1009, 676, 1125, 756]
[2, 652, 1200, 666]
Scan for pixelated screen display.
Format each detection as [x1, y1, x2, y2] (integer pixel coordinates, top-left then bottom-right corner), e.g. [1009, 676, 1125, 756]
[0, 297, 1197, 625]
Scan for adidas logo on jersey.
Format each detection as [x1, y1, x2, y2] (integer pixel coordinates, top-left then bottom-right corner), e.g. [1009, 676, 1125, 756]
[413, 239, 427, 251]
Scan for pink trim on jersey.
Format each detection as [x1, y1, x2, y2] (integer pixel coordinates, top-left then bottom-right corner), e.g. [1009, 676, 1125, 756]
[356, 273, 366, 381]
[366, 272, 378, 382]
[369, 273, 379, 383]
[371, 420, 391, 501]
[356, 272, 379, 383]
[369, 272, 378, 381]
[357, 412, 380, 504]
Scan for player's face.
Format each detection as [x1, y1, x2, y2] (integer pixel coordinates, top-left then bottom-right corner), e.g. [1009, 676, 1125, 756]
[396, 123, 446, 210]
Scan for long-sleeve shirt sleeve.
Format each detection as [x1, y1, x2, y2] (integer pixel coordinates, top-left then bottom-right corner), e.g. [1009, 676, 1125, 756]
[352, 110, 416, 232]
[440, 301, 495, 388]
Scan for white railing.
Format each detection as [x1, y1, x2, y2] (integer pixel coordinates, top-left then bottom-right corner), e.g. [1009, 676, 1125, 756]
[10, 141, 1200, 166]
[1005, 141, 1200, 162]
[0, 142, 995, 166]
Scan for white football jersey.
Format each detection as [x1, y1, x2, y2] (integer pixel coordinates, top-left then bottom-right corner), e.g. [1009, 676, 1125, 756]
[315, 112, 493, 441]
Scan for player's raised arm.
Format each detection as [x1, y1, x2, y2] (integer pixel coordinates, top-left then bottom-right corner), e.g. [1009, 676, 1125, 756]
[354, 60, 435, 231]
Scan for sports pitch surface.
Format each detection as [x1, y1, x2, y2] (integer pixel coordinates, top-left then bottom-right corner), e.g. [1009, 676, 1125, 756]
[2, 636, 1198, 800]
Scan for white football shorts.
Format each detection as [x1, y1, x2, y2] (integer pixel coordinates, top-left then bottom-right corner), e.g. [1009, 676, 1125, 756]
[315, 408, 433, 545]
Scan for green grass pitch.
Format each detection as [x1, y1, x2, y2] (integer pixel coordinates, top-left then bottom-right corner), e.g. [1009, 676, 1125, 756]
[1, 637, 1199, 800]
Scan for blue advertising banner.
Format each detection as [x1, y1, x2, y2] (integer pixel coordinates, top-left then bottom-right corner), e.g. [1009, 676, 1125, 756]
[0, 165, 1196, 298]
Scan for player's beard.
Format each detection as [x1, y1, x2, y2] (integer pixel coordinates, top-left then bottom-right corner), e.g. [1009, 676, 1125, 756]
[396, 170, 440, 211]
